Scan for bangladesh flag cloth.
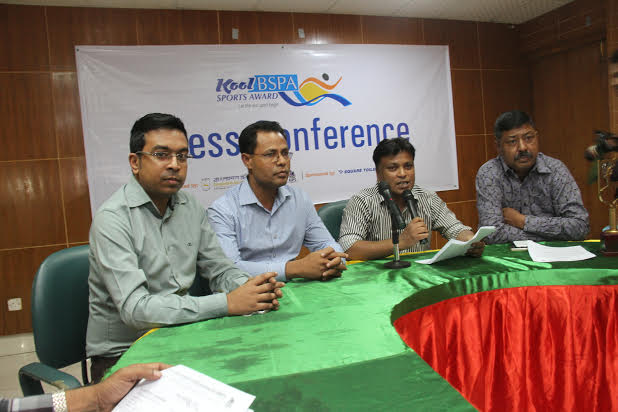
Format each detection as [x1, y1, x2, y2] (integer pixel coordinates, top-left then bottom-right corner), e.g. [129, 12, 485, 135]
[392, 269, 618, 411]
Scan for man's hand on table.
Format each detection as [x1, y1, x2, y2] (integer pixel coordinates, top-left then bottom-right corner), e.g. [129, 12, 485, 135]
[227, 272, 284, 315]
[320, 248, 348, 281]
[285, 246, 348, 281]
[456, 230, 485, 257]
[465, 241, 485, 257]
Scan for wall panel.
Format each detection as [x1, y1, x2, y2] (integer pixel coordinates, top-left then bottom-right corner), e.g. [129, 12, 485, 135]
[531, 43, 609, 240]
[451, 69, 485, 135]
[482, 69, 532, 134]
[47, 7, 138, 70]
[362, 16, 423, 45]
[478, 23, 522, 69]
[137, 9, 188, 45]
[59, 157, 92, 244]
[136, 9, 219, 45]
[424, 19, 479, 69]
[0, 160, 66, 250]
[0, 245, 65, 335]
[292, 13, 362, 44]
[0, 5, 49, 71]
[52, 72, 84, 158]
[0, 73, 57, 161]
[179, 10, 220, 44]
[219, 11, 294, 44]
[439, 134, 487, 204]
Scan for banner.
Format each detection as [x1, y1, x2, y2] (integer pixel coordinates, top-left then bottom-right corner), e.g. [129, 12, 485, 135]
[76, 44, 458, 215]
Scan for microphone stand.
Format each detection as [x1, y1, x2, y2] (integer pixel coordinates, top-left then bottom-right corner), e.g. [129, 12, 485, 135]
[384, 217, 411, 269]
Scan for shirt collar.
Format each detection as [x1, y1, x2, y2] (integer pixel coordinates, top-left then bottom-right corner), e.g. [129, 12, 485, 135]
[239, 179, 291, 207]
[126, 175, 185, 210]
[373, 182, 421, 204]
[498, 152, 549, 178]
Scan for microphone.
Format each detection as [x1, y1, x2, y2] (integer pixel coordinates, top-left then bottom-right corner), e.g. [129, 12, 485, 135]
[584, 131, 618, 160]
[378, 181, 410, 269]
[377, 182, 405, 230]
[402, 189, 428, 245]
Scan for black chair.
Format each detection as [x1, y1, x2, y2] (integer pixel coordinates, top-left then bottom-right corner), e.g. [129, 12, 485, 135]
[19, 245, 90, 395]
[317, 199, 349, 240]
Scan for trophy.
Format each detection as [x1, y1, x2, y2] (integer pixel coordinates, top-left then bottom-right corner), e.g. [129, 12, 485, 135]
[586, 131, 618, 256]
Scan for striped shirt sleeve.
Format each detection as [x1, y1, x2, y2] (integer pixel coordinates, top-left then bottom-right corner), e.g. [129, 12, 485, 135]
[338, 191, 373, 252]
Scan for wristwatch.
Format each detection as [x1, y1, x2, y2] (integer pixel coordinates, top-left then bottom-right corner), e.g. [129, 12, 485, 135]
[52, 391, 68, 412]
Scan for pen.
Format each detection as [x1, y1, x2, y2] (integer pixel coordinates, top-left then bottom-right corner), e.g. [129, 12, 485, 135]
[510, 247, 528, 251]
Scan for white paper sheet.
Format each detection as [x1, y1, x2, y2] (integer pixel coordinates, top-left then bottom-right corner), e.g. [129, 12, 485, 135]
[113, 365, 255, 412]
[526, 240, 596, 262]
[415, 226, 496, 265]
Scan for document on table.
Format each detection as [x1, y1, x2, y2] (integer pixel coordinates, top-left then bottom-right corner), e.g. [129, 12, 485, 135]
[527, 240, 596, 262]
[512, 240, 529, 248]
[415, 226, 496, 265]
[113, 364, 255, 412]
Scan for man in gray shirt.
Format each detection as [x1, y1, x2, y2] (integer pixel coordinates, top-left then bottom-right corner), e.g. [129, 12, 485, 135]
[87, 113, 283, 382]
[476, 110, 589, 244]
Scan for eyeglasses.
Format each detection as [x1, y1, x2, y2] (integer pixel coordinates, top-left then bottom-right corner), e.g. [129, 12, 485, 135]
[502, 131, 538, 147]
[253, 150, 294, 162]
[136, 151, 193, 163]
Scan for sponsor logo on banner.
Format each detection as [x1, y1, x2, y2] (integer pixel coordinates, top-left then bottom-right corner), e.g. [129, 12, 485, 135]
[288, 170, 297, 183]
[212, 175, 246, 191]
[201, 178, 211, 191]
[337, 167, 376, 175]
[304, 170, 338, 179]
[182, 182, 200, 190]
[216, 73, 351, 108]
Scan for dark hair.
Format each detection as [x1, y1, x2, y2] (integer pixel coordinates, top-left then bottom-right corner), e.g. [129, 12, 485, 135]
[130, 113, 187, 153]
[239, 120, 286, 154]
[372, 138, 415, 167]
[494, 110, 535, 140]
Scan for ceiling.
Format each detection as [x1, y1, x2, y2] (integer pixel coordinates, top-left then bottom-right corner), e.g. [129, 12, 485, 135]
[5, 0, 574, 24]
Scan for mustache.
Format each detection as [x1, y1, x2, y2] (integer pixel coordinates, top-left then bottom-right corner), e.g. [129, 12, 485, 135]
[515, 151, 532, 161]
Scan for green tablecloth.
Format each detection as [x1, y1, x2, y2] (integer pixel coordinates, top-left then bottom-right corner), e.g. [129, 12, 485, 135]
[111, 241, 617, 411]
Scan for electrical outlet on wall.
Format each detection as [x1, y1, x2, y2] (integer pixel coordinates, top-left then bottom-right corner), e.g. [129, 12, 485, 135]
[8, 298, 22, 311]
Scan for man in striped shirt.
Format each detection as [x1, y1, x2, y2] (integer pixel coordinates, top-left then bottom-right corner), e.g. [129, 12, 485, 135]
[339, 138, 485, 261]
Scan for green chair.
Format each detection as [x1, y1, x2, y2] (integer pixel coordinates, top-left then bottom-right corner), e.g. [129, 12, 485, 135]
[317, 199, 349, 240]
[19, 245, 90, 395]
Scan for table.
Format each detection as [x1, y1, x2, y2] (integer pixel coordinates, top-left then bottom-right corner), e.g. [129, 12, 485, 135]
[111, 242, 618, 411]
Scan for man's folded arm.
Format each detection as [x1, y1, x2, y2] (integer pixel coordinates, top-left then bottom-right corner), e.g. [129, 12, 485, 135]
[476, 172, 526, 244]
[523, 165, 590, 240]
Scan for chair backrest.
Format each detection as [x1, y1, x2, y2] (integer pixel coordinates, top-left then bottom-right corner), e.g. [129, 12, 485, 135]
[317, 199, 349, 240]
[31, 245, 90, 369]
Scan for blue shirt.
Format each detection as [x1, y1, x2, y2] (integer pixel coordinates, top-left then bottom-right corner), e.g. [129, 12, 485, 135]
[208, 180, 343, 281]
